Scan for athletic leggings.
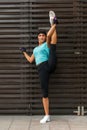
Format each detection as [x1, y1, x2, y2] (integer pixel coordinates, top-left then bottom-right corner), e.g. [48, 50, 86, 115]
[37, 44, 57, 98]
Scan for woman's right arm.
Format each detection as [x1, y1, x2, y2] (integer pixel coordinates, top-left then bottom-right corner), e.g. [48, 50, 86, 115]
[23, 52, 35, 63]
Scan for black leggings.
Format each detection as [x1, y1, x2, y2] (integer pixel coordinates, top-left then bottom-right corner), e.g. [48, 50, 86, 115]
[37, 44, 57, 98]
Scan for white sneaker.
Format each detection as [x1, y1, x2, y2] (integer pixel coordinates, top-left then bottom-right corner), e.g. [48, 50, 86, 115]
[40, 115, 50, 124]
[49, 11, 56, 25]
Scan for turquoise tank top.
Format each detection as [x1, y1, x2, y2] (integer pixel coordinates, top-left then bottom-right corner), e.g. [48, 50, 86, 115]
[33, 42, 50, 65]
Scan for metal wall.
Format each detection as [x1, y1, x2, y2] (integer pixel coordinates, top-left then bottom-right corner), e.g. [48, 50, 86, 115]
[0, 0, 30, 114]
[0, 0, 87, 115]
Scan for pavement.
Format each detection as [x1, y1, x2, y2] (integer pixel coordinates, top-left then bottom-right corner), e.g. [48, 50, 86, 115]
[0, 115, 87, 130]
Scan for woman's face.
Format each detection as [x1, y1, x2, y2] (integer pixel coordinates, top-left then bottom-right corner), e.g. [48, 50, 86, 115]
[38, 33, 46, 44]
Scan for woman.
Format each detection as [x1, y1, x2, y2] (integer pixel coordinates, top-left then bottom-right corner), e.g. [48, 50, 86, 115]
[20, 11, 58, 123]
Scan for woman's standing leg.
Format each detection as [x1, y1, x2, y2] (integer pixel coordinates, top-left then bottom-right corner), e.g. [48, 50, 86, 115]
[40, 98, 50, 123]
[38, 63, 50, 124]
[42, 97, 49, 115]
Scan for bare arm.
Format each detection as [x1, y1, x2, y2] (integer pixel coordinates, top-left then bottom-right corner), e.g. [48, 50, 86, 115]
[23, 52, 35, 63]
[46, 24, 57, 45]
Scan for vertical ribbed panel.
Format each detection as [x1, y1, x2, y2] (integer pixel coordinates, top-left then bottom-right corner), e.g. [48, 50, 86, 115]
[0, 0, 30, 114]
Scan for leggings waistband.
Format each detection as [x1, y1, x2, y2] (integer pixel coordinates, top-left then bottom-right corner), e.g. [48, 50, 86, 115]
[37, 61, 48, 67]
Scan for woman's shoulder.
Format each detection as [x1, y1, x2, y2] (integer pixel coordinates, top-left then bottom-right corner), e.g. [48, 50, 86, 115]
[33, 45, 38, 53]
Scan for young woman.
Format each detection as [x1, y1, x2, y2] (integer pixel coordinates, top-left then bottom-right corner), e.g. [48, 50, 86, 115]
[20, 11, 58, 123]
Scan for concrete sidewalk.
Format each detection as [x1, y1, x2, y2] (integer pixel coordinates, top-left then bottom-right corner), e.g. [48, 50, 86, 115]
[0, 115, 87, 130]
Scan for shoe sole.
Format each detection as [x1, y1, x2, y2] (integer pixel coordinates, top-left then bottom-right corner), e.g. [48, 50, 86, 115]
[40, 118, 50, 123]
[47, 119, 50, 122]
[49, 11, 56, 18]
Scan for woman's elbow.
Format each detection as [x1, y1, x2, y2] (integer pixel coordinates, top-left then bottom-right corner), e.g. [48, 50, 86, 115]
[29, 59, 32, 63]
[29, 58, 34, 63]
[30, 61, 32, 63]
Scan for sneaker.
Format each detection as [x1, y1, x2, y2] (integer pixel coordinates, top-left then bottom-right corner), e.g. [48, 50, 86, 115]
[40, 115, 50, 124]
[49, 11, 56, 25]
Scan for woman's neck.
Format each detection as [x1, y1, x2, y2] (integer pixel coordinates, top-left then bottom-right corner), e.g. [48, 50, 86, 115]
[39, 43, 42, 45]
[39, 41, 45, 46]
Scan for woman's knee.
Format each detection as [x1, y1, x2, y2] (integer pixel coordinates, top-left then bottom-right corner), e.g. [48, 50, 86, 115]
[42, 89, 48, 98]
[43, 94, 48, 98]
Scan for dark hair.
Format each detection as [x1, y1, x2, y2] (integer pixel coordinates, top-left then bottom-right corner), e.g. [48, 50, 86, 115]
[37, 29, 47, 36]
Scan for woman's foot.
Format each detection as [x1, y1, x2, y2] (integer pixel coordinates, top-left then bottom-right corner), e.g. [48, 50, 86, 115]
[49, 10, 55, 25]
[40, 115, 50, 124]
[49, 11, 58, 25]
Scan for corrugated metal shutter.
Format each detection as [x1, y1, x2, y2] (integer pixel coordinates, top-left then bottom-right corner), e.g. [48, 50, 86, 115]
[79, 0, 87, 114]
[0, 0, 87, 115]
[0, 0, 30, 114]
